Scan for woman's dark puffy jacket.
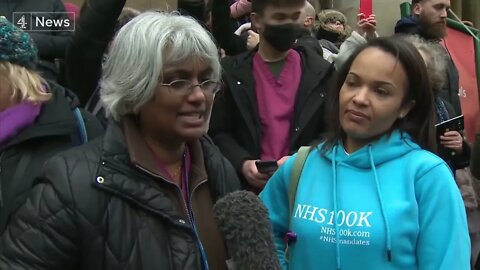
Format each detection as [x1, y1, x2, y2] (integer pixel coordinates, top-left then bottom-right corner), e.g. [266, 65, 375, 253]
[0, 81, 104, 233]
[0, 121, 240, 269]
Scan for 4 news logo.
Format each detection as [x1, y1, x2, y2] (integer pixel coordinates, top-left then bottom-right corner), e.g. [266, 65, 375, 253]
[12, 12, 75, 31]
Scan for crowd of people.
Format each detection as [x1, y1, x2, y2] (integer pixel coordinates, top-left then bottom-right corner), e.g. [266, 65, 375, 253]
[0, 0, 479, 269]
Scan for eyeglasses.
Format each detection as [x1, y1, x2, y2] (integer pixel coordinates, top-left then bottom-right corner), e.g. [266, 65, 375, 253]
[160, 79, 221, 96]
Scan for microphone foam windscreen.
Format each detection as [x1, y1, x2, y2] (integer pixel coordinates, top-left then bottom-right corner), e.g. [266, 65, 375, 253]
[213, 190, 280, 270]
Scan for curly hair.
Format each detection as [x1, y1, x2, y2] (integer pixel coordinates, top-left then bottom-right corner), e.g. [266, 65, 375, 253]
[400, 34, 447, 95]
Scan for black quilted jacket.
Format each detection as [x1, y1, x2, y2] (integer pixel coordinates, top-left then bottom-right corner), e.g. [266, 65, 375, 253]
[0, 82, 104, 233]
[0, 123, 240, 270]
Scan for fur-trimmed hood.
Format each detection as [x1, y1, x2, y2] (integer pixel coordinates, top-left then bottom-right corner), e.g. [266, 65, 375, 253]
[314, 9, 351, 45]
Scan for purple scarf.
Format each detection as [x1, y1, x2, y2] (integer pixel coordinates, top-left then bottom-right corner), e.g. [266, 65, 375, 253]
[0, 102, 42, 148]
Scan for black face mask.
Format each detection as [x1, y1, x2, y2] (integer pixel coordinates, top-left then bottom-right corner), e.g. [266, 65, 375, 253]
[262, 23, 300, 52]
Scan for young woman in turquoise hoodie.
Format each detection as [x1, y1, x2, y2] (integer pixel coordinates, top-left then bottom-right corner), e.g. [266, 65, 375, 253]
[260, 36, 470, 270]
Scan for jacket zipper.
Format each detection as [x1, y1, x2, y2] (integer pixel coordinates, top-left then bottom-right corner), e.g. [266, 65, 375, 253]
[102, 160, 209, 268]
[100, 160, 190, 228]
[170, 150, 209, 270]
[126, 163, 191, 226]
[144, 156, 210, 270]
[184, 179, 209, 270]
[141, 164, 209, 270]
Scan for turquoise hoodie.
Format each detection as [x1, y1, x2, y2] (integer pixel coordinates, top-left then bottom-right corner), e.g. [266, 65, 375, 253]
[260, 130, 470, 270]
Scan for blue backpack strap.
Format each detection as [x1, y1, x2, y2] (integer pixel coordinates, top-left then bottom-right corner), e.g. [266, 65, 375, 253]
[73, 107, 88, 145]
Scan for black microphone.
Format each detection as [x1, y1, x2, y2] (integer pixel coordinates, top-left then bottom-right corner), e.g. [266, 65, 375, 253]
[213, 190, 281, 270]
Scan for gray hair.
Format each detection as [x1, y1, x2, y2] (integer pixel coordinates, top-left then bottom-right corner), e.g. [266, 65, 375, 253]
[401, 35, 447, 95]
[100, 12, 221, 121]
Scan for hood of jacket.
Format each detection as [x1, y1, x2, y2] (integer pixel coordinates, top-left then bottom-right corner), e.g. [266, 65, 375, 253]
[4, 81, 79, 148]
[395, 16, 421, 35]
[394, 15, 442, 41]
[323, 130, 420, 170]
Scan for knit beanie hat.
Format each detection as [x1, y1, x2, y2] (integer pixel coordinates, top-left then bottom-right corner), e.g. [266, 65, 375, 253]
[0, 16, 38, 69]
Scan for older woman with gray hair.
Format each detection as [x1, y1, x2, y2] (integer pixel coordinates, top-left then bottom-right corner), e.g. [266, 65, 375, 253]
[0, 12, 240, 270]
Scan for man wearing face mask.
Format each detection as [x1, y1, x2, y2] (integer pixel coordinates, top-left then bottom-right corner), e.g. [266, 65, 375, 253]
[244, 1, 324, 55]
[209, 0, 332, 192]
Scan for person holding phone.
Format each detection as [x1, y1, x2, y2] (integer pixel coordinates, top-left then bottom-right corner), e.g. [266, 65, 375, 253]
[402, 35, 470, 172]
[333, 12, 377, 69]
[260, 36, 469, 269]
[209, 0, 332, 192]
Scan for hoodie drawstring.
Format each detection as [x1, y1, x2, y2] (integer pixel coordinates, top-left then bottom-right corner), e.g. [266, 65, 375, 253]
[368, 146, 392, 262]
[331, 146, 341, 270]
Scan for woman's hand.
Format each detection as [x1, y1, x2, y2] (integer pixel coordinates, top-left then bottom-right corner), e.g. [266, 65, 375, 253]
[440, 131, 464, 154]
[357, 13, 377, 40]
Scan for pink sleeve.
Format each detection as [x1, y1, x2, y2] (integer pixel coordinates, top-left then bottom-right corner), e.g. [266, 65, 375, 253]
[230, 0, 252, 19]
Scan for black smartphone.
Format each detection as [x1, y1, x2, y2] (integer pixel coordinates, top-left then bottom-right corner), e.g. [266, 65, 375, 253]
[435, 115, 464, 157]
[436, 115, 464, 137]
[255, 160, 279, 174]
